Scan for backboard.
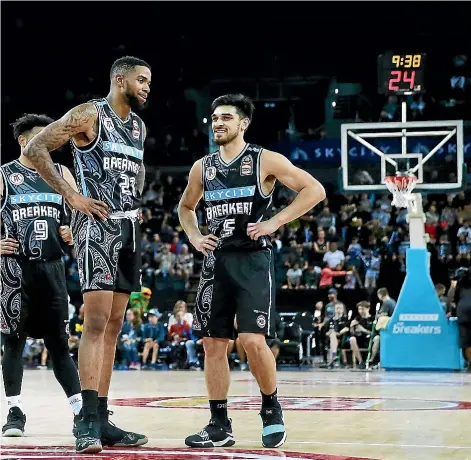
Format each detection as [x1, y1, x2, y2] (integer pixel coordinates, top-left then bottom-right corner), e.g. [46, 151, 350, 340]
[339, 118, 465, 193]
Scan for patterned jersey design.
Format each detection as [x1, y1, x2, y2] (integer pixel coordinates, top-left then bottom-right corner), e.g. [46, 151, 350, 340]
[0, 256, 22, 335]
[201, 143, 273, 251]
[71, 98, 145, 212]
[0, 160, 67, 260]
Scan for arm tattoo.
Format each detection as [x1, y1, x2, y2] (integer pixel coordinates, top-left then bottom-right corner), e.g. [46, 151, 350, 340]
[23, 103, 97, 201]
[136, 163, 146, 197]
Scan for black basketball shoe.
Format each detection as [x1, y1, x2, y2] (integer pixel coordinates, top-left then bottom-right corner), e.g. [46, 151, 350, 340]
[260, 406, 286, 448]
[2, 407, 26, 437]
[99, 410, 148, 447]
[74, 418, 102, 454]
[185, 418, 235, 448]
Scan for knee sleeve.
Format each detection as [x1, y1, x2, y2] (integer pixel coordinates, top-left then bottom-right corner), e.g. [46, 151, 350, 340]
[2, 333, 27, 397]
[44, 335, 81, 397]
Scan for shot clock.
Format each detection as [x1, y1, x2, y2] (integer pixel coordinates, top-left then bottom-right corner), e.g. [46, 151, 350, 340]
[378, 52, 426, 95]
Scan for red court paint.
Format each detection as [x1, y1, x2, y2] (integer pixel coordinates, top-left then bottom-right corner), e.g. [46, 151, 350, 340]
[0, 446, 376, 460]
[109, 396, 471, 411]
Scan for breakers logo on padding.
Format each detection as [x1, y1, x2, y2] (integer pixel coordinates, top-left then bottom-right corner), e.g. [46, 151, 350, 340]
[392, 322, 442, 335]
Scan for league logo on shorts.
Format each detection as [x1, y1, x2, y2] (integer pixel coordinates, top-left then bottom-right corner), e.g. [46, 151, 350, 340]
[132, 120, 141, 140]
[206, 166, 216, 181]
[9, 173, 24, 186]
[240, 155, 253, 176]
[256, 315, 266, 329]
[103, 117, 115, 132]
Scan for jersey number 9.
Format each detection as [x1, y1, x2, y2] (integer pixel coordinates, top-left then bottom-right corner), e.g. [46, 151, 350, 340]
[34, 220, 49, 241]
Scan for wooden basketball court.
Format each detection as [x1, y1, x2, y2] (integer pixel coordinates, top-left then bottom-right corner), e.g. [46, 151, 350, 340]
[1, 369, 471, 460]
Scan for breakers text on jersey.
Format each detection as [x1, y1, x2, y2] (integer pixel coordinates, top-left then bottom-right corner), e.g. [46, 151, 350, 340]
[201, 144, 273, 250]
[71, 98, 145, 212]
[9, 193, 62, 223]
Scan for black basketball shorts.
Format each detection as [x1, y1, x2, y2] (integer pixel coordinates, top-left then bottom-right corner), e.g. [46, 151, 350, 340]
[458, 322, 471, 349]
[0, 257, 69, 340]
[72, 212, 142, 294]
[193, 249, 276, 339]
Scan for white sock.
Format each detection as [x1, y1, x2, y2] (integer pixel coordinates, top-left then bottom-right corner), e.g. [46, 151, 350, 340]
[6, 395, 22, 411]
[68, 394, 83, 415]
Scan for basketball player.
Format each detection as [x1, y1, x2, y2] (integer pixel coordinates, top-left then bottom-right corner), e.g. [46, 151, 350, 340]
[23, 56, 150, 453]
[178, 94, 326, 448]
[1, 114, 83, 437]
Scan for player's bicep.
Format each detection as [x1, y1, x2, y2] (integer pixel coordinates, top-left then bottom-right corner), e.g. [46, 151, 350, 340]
[180, 160, 203, 211]
[28, 103, 98, 153]
[263, 150, 323, 194]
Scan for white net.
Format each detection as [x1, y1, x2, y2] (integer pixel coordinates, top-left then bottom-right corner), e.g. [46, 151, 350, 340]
[384, 173, 418, 208]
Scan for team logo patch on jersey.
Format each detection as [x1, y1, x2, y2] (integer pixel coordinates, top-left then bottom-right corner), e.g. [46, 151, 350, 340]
[256, 315, 266, 329]
[132, 120, 141, 140]
[206, 166, 216, 181]
[8, 173, 24, 186]
[103, 117, 115, 132]
[240, 155, 253, 176]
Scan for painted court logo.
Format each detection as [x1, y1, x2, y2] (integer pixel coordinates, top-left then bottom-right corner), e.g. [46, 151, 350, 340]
[0, 446, 375, 460]
[109, 396, 471, 411]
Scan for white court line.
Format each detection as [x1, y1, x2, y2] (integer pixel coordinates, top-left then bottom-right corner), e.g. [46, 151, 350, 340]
[3, 440, 471, 451]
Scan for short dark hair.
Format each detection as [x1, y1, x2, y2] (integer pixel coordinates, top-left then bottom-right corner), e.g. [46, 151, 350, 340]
[377, 287, 389, 297]
[211, 93, 255, 122]
[10, 113, 54, 140]
[357, 301, 371, 309]
[110, 56, 151, 78]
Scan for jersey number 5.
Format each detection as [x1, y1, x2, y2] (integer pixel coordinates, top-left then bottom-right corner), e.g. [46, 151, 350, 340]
[119, 174, 136, 196]
[220, 218, 235, 238]
[34, 220, 49, 241]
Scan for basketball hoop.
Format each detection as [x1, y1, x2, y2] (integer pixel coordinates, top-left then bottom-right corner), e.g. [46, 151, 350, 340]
[384, 173, 418, 208]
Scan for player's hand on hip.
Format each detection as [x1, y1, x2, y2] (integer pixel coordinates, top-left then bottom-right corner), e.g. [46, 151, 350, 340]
[59, 226, 73, 245]
[138, 208, 143, 224]
[0, 238, 19, 255]
[247, 218, 279, 241]
[191, 234, 218, 256]
[68, 193, 109, 223]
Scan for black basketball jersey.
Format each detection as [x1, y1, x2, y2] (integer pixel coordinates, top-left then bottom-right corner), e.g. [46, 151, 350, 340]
[0, 160, 68, 260]
[71, 98, 145, 212]
[201, 143, 274, 251]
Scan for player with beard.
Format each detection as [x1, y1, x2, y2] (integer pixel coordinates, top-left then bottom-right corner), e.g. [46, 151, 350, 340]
[23, 56, 150, 453]
[178, 94, 326, 448]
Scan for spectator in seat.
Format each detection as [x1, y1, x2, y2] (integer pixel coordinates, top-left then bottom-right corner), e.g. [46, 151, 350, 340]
[361, 249, 381, 293]
[317, 207, 336, 235]
[119, 309, 143, 370]
[323, 242, 345, 269]
[168, 300, 194, 331]
[325, 302, 350, 368]
[346, 236, 362, 269]
[349, 301, 375, 369]
[141, 309, 166, 369]
[376, 288, 397, 333]
[319, 262, 350, 290]
[175, 244, 194, 284]
[286, 263, 303, 289]
[312, 229, 330, 265]
[154, 244, 176, 277]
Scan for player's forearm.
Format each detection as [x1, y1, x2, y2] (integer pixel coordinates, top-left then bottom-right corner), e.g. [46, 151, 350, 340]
[273, 184, 326, 227]
[23, 144, 77, 201]
[178, 204, 203, 242]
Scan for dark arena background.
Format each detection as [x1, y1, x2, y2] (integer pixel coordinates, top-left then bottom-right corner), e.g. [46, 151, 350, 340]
[1, 2, 471, 460]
